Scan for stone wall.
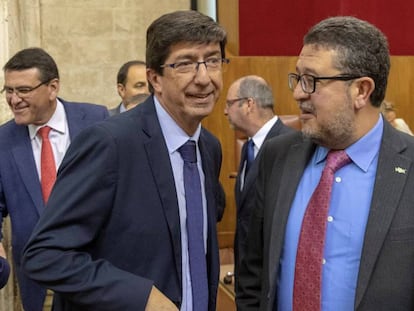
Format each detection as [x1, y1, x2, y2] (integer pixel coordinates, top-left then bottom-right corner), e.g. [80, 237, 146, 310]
[0, 1, 189, 309]
[0, 0, 190, 124]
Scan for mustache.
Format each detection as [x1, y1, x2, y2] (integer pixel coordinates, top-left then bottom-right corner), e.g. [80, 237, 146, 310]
[298, 102, 315, 114]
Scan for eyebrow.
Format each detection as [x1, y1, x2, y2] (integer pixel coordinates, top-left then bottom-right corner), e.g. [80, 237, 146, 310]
[295, 66, 319, 75]
[3, 84, 33, 89]
[172, 50, 222, 61]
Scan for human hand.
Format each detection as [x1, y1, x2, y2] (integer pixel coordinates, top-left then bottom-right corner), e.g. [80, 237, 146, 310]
[145, 286, 179, 311]
[0, 256, 10, 288]
[0, 243, 9, 288]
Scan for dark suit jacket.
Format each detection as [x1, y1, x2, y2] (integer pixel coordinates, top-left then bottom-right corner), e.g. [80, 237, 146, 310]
[108, 103, 122, 116]
[0, 99, 108, 311]
[237, 121, 414, 311]
[234, 118, 293, 291]
[22, 96, 223, 311]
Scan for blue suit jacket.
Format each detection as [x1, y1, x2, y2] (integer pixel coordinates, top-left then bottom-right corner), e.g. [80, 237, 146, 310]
[0, 99, 108, 311]
[22, 96, 222, 310]
[108, 102, 122, 116]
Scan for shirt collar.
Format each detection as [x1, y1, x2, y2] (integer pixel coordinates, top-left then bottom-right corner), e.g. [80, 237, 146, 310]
[314, 115, 383, 172]
[251, 115, 278, 149]
[153, 95, 201, 154]
[120, 102, 127, 113]
[28, 99, 67, 139]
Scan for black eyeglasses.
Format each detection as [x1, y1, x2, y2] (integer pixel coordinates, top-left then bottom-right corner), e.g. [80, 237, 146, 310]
[161, 58, 230, 74]
[225, 97, 248, 108]
[288, 73, 362, 94]
[1, 80, 51, 98]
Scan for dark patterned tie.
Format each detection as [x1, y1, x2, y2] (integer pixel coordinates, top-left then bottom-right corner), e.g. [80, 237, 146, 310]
[38, 126, 56, 203]
[293, 150, 351, 311]
[244, 139, 255, 179]
[178, 140, 208, 310]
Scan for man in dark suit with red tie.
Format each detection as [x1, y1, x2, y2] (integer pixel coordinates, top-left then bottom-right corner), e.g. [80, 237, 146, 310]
[0, 47, 108, 311]
[237, 17, 414, 311]
[23, 10, 227, 311]
[224, 75, 294, 293]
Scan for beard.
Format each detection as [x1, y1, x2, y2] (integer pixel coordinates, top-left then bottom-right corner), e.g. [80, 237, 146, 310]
[301, 95, 356, 149]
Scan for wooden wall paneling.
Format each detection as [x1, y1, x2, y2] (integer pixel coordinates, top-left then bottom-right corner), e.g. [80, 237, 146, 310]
[204, 55, 414, 251]
[203, 56, 300, 249]
[386, 56, 414, 132]
[217, 0, 239, 56]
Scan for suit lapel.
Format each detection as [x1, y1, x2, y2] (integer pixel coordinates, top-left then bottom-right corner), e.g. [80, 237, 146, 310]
[11, 125, 44, 214]
[268, 140, 315, 295]
[238, 120, 293, 206]
[198, 135, 217, 227]
[355, 125, 411, 308]
[10, 102, 89, 215]
[198, 134, 220, 285]
[140, 99, 183, 284]
[63, 100, 87, 139]
[235, 142, 248, 206]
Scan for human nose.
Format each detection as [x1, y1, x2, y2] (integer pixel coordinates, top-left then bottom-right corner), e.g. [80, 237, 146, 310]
[292, 80, 309, 102]
[8, 91, 23, 104]
[195, 61, 208, 72]
[194, 62, 211, 84]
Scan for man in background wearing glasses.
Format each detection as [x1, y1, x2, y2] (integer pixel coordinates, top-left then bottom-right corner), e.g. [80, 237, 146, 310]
[224, 75, 294, 294]
[23, 10, 227, 311]
[237, 16, 414, 311]
[0, 47, 108, 311]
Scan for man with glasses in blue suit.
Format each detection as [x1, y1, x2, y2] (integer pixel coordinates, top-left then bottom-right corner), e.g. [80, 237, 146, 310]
[0, 47, 108, 311]
[23, 10, 227, 311]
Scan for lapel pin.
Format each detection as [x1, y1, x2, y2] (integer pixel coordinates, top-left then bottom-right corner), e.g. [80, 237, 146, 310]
[395, 167, 407, 174]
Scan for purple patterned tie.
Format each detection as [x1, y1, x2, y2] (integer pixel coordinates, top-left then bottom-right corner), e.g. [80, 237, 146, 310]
[293, 150, 351, 311]
[178, 140, 208, 310]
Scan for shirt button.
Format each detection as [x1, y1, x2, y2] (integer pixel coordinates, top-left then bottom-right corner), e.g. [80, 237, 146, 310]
[335, 176, 342, 182]
[322, 258, 326, 265]
[327, 216, 334, 222]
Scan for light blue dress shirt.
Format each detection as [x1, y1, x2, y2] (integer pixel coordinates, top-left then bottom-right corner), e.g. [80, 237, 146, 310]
[154, 97, 207, 311]
[277, 117, 383, 311]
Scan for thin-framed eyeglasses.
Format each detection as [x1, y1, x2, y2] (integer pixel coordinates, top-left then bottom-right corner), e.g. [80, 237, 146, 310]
[288, 73, 362, 94]
[225, 97, 248, 108]
[1, 80, 51, 98]
[160, 57, 230, 74]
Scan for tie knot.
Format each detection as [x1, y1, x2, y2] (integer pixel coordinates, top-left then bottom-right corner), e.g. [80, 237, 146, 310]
[326, 150, 351, 172]
[178, 140, 197, 163]
[38, 126, 52, 139]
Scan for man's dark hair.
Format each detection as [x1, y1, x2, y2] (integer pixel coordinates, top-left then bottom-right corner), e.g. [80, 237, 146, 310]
[146, 10, 227, 76]
[116, 60, 146, 85]
[304, 16, 390, 107]
[3, 47, 59, 82]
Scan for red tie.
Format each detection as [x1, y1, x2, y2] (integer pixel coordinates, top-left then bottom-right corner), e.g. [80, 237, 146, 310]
[293, 150, 351, 311]
[38, 126, 56, 203]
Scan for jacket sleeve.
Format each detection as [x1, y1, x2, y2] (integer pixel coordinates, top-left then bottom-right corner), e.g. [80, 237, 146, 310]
[22, 124, 153, 310]
[0, 256, 10, 288]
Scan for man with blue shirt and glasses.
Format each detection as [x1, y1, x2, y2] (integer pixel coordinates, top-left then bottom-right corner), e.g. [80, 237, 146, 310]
[237, 16, 414, 311]
[23, 10, 227, 311]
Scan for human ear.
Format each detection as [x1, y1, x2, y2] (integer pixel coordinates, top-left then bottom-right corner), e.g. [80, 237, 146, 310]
[354, 77, 375, 109]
